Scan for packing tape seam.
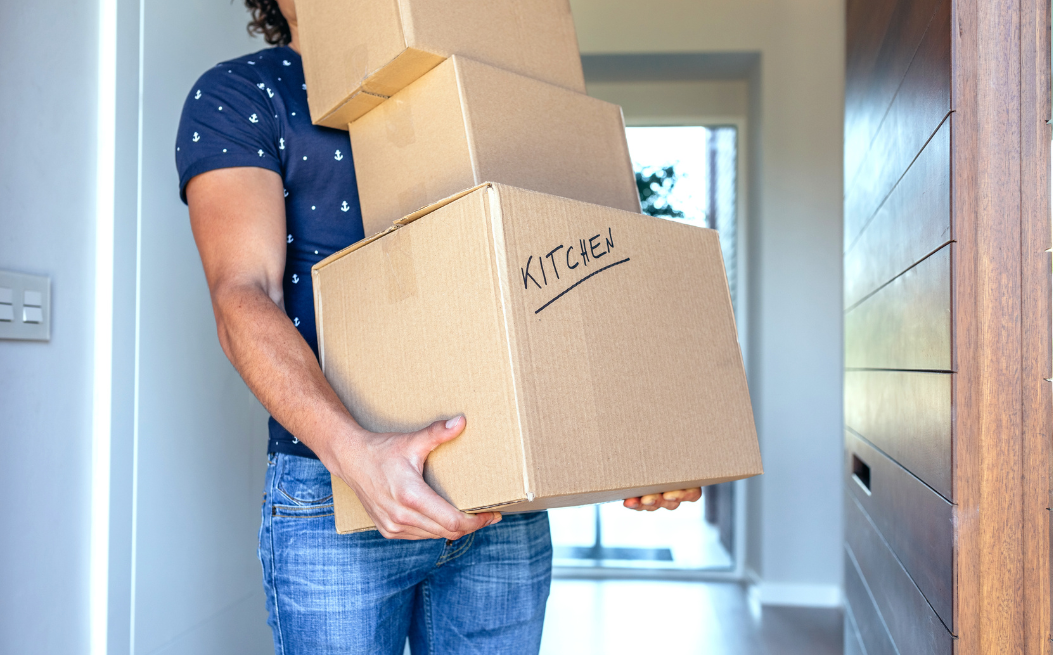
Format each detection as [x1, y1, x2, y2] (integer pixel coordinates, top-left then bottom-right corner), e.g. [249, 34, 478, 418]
[382, 228, 418, 303]
[319, 89, 390, 127]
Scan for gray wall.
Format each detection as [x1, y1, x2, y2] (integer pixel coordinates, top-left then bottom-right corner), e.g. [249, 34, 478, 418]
[0, 1, 274, 653]
[128, 1, 272, 653]
[0, 1, 99, 652]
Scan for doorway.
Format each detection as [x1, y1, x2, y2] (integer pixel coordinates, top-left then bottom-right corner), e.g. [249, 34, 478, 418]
[549, 124, 745, 573]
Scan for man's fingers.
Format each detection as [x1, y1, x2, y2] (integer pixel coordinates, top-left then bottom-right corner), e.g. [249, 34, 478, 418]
[640, 493, 662, 507]
[623, 489, 701, 511]
[394, 476, 496, 538]
[663, 488, 702, 503]
[377, 524, 444, 540]
[411, 416, 467, 461]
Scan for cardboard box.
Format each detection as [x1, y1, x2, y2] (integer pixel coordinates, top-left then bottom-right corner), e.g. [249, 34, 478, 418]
[350, 56, 642, 236]
[312, 183, 762, 534]
[297, 0, 586, 128]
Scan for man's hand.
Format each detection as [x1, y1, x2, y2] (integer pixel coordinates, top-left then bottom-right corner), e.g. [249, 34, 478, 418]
[325, 416, 501, 541]
[622, 488, 703, 512]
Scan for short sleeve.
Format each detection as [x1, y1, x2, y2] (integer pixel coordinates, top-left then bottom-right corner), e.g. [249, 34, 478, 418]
[175, 64, 283, 203]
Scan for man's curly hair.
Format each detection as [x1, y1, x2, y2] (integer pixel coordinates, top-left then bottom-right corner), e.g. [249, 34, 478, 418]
[245, 0, 292, 46]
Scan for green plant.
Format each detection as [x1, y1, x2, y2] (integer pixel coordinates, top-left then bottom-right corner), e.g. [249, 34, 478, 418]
[635, 165, 685, 218]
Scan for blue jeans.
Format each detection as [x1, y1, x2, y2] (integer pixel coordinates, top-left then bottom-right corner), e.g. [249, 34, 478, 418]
[259, 453, 553, 655]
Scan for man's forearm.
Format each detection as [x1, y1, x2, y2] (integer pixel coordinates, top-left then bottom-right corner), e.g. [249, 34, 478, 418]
[214, 282, 360, 467]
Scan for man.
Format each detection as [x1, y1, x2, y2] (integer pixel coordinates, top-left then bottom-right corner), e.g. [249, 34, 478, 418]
[177, 1, 702, 652]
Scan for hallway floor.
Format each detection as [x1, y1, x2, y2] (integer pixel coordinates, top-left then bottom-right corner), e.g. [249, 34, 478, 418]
[539, 580, 843, 655]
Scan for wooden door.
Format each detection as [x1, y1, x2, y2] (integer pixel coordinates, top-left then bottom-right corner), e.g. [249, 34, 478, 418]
[843, 0, 1051, 652]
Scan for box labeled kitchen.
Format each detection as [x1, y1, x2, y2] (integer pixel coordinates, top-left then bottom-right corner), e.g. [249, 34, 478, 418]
[312, 183, 762, 534]
[350, 56, 641, 236]
[297, 0, 586, 128]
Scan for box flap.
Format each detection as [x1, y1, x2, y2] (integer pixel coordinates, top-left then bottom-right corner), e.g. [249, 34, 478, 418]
[395, 182, 492, 226]
[298, 0, 408, 126]
[312, 184, 493, 277]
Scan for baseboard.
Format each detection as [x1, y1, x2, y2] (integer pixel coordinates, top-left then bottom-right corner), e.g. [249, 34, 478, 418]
[746, 575, 843, 609]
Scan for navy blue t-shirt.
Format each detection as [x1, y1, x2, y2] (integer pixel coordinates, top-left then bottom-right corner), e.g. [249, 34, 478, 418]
[176, 46, 365, 459]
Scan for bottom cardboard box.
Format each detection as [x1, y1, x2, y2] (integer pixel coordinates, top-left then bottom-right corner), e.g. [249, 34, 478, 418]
[312, 183, 762, 534]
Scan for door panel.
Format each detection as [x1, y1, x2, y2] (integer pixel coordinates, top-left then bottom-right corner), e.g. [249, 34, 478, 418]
[845, 431, 954, 628]
[844, 0, 951, 249]
[844, 120, 951, 309]
[844, 370, 952, 498]
[844, 547, 899, 655]
[845, 493, 954, 654]
[844, 245, 952, 371]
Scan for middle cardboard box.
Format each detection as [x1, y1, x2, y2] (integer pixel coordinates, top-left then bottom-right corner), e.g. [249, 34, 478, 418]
[349, 55, 642, 236]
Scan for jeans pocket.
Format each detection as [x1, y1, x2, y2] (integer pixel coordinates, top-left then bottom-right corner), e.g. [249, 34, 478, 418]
[275, 453, 334, 506]
[271, 502, 335, 519]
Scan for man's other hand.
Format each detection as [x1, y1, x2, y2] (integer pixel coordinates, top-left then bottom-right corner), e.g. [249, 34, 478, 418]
[328, 415, 501, 541]
[622, 488, 703, 512]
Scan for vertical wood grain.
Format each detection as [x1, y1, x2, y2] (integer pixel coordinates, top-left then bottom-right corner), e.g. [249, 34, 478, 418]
[1019, 0, 1052, 650]
[951, 0, 1050, 651]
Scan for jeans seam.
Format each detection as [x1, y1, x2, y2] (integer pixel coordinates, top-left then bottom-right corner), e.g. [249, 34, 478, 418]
[438, 531, 475, 566]
[267, 470, 287, 655]
[276, 490, 334, 505]
[271, 503, 334, 518]
[422, 579, 435, 655]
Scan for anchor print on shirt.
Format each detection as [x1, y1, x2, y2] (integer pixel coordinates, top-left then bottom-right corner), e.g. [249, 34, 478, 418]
[266, 88, 274, 98]
[293, 317, 300, 327]
[283, 60, 292, 67]
[194, 89, 202, 100]
[292, 274, 299, 284]
[284, 189, 289, 198]
[287, 234, 294, 244]
[334, 150, 344, 161]
[257, 83, 265, 90]
[279, 138, 285, 150]
[341, 201, 350, 212]
[258, 149, 264, 157]
[192, 132, 200, 142]
[249, 113, 259, 124]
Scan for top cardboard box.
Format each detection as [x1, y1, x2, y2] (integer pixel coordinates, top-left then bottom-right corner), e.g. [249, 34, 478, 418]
[312, 183, 762, 533]
[296, 0, 587, 128]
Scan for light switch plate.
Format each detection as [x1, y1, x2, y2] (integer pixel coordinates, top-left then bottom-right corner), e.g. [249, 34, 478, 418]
[0, 271, 50, 341]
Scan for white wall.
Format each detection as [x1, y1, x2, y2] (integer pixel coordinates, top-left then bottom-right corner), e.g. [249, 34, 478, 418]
[0, 1, 100, 652]
[571, 0, 846, 602]
[0, 1, 274, 653]
[120, 2, 273, 653]
[587, 80, 749, 123]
